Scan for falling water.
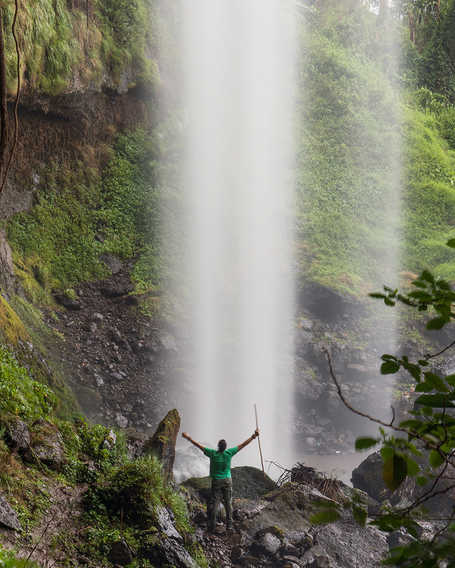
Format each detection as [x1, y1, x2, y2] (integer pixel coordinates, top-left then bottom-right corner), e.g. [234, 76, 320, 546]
[177, 0, 296, 470]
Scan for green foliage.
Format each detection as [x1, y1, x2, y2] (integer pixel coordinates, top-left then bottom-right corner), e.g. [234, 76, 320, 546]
[8, 130, 161, 301]
[348, 243, 455, 564]
[295, 3, 455, 293]
[0, 344, 55, 422]
[96, 0, 159, 85]
[88, 456, 190, 533]
[0, 0, 159, 95]
[0, 546, 39, 568]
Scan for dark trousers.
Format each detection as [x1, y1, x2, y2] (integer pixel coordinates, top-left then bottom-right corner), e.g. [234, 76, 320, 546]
[209, 477, 233, 530]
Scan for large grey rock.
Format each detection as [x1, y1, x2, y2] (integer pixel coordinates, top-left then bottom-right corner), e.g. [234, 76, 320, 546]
[258, 531, 281, 555]
[0, 495, 21, 531]
[25, 420, 65, 471]
[142, 535, 197, 568]
[108, 539, 133, 566]
[156, 507, 182, 540]
[5, 418, 30, 452]
[301, 545, 333, 567]
[351, 452, 390, 502]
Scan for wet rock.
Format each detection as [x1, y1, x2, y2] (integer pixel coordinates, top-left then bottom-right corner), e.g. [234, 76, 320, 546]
[156, 507, 182, 540]
[126, 431, 147, 459]
[142, 535, 197, 568]
[101, 253, 123, 275]
[25, 420, 65, 471]
[256, 531, 281, 555]
[283, 556, 304, 568]
[0, 495, 21, 531]
[115, 414, 129, 429]
[53, 292, 82, 311]
[387, 529, 416, 550]
[143, 409, 180, 482]
[231, 466, 277, 499]
[301, 545, 332, 567]
[100, 278, 134, 298]
[5, 417, 30, 452]
[108, 539, 133, 566]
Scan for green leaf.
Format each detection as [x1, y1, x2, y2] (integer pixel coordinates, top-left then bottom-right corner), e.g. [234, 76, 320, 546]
[415, 394, 455, 408]
[384, 298, 395, 307]
[424, 372, 449, 392]
[405, 458, 419, 477]
[445, 374, 455, 386]
[399, 419, 423, 430]
[426, 317, 447, 330]
[447, 238, 455, 248]
[412, 280, 427, 289]
[429, 450, 444, 469]
[381, 360, 400, 375]
[416, 475, 427, 486]
[355, 437, 379, 451]
[309, 509, 341, 525]
[369, 293, 386, 299]
[383, 452, 407, 491]
[421, 270, 435, 284]
[408, 291, 432, 301]
[352, 505, 367, 526]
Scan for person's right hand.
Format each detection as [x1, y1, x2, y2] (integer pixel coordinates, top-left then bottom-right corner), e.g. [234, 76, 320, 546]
[182, 432, 189, 440]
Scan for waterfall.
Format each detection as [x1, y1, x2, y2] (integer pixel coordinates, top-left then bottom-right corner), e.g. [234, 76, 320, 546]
[177, 0, 297, 470]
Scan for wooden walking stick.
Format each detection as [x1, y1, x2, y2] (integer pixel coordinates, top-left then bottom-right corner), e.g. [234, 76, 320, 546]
[254, 404, 265, 476]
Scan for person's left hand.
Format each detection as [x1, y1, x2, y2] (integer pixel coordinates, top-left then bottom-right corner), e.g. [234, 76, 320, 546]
[182, 432, 190, 440]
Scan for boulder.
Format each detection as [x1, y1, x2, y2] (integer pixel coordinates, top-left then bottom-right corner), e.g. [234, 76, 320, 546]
[156, 507, 182, 540]
[4, 417, 30, 452]
[256, 531, 281, 555]
[143, 409, 180, 482]
[24, 420, 65, 471]
[351, 452, 390, 502]
[0, 495, 21, 531]
[53, 292, 81, 311]
[231, 466, 277, 499]
[141, 535, 197, 568]
[183, 466, 276, 503]
[108, 539, 134, 566]
[301, 545, 333, 567]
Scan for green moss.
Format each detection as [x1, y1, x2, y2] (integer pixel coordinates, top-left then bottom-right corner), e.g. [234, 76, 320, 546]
[0, 344, 55, 422]
[8, 130, 160, 303]
[0, 0, 159, 95]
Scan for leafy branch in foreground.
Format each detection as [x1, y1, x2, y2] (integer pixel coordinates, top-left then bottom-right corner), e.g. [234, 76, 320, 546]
[325, 239, 455, 567]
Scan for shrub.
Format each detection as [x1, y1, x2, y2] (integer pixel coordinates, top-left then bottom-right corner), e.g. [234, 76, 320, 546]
[0, 345, 55, 422]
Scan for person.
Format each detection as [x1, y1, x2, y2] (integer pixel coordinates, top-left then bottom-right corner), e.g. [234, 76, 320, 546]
[182, 428, 259, 533]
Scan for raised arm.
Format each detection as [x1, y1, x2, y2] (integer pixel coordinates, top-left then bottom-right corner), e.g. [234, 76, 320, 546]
[182, 432, 205, 452]
[237, 429, 259, 452]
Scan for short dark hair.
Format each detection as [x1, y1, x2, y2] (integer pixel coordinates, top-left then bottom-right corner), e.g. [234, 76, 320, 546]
[217, 439, 227, 452]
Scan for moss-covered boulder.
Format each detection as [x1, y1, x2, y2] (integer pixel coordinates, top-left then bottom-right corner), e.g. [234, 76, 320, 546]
[24, 420, 65, 471]
[143, 409, 180, 482]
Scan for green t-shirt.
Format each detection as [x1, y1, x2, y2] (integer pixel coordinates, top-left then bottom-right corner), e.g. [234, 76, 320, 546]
[203, 446, 239, 479]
